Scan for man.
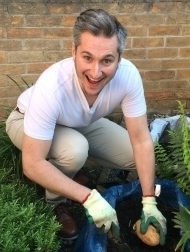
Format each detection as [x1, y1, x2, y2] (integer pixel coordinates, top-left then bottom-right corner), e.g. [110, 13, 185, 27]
[6, 9, 166, 245]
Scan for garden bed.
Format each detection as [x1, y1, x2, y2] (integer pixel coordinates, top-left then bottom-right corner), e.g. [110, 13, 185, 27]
[108, 196, 181, 252]
[59, 168, 184, 252]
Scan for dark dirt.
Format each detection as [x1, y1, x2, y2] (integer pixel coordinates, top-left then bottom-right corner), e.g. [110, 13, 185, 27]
[107, 196, 181, 252]
[58, 166, 183, 252]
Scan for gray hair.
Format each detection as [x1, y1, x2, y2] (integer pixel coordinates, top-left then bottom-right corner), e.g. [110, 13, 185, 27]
[73, 9, 127, 54]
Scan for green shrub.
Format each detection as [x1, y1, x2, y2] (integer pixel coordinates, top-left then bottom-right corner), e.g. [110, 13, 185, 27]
[0, 168, 61, 252]
[173, 204, 190, 252]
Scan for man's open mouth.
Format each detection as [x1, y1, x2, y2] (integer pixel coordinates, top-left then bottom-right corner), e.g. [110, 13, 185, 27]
[86, 75, 104, 85]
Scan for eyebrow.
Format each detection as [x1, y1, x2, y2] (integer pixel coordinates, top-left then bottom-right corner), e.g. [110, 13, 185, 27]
[81, 51, 115, 59]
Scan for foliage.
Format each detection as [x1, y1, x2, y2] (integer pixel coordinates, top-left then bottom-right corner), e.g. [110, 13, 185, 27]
[176, 101, 190, 195]
[0, 167, 61, 252]
[173, 204, 190, 252]
[155, 101, 190, 251]
[0, 75, 33, 179]
[0, 77, 62, 251]
[155, 101, 190, 197]
[0, 107, 23, 179]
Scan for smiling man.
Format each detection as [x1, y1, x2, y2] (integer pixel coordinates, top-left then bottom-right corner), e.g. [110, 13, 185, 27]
[6, 9, 166, 245]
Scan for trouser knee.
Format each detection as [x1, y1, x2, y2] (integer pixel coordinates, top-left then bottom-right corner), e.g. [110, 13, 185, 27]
[48, 137, 89, 178]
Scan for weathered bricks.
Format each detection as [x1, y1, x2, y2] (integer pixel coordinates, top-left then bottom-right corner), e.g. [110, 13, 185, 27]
[0, 0, 189, 115]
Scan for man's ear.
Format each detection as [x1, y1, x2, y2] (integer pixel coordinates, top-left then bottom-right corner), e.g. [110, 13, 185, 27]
[72, 42, 76, 60]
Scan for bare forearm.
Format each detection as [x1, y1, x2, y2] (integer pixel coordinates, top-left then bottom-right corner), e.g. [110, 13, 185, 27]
[133, 140, 155, 196]
[23, 159, 91, 203]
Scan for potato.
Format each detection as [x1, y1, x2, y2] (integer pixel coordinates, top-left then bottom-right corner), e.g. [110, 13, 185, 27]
[133, 219, 160, 246]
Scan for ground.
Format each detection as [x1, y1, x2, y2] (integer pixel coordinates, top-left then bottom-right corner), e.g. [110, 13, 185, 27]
[58, 165, 183, 252]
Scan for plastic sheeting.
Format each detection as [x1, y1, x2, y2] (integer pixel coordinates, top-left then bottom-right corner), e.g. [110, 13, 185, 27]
[150, 115, 190, 142]
[73, 179, 190, 252]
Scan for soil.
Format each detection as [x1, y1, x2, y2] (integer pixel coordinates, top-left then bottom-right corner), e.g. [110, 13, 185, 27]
[58, 167, 183, 252]
[108, 196, 182, 252]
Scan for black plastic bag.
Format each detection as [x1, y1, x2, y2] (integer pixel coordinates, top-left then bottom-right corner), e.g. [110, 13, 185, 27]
[73, 179, 190, 252]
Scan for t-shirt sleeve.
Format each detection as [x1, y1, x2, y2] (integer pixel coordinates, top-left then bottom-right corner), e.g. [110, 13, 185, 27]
[24, 84, 58, 140]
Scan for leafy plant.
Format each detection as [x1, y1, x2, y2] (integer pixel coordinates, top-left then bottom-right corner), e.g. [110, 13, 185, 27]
[0, 167, 61, 252]
[155, 101, 190, 251]
[0, 75, 33, 179]
[155, 101, 190, 197]
[173, 204, 190, 252]
[0, 109, 23, 179]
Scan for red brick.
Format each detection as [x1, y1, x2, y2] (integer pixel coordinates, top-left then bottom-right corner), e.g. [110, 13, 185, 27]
[47, 3, 81, 14]
[0, 75, 7, 86]
[146, 99, 182, 113]
[0, 15, 23, 27]
[180, 48, 190, 58]
[7, 28, 42, 39]
[26, 16, 63, 27]
[132, 37, 164, 48]
[149, 25, 180, 36]
[132, 59, 162, 70]
[0, 64, 26, 75]
[144, 70, 175, 81]
[166, 37, 190, 47]
[43, 28, 72, 38]
[27, 63, 52, 74]
[119, 3, 149, 13]
[175, 91, 190, 99]
[177, 69, 190, 78]
[0, 86, 21, 98]
[123, 49, 146, 60]
[127, 26, 148, 37]
[7, 75, 38, 87]
[134, 14, 164, 26]
[182, 25, 190, 35]
[62, 40, 72, 50]
[8, 52, 44, 63]
[158, 80, 189, 90]
[147, 48, 178, 59]
[167, 14, 190, 25]
[8, 3, 47, 14]
[162, 59, 190, 69]
[117, 15, 136, 26]
[0, 40, 22, 51]
[0, 28, 3, 38]
[0, 52, 7, 63]
[44, 51, 70, 62]
[24, 40, 61, 51]
[145, 91, 175, 100]
[152, 2, 186, 13]
[61, 16, 77, 27]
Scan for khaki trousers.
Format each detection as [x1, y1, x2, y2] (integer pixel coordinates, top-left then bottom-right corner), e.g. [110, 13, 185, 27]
[6, 109, 137, 203]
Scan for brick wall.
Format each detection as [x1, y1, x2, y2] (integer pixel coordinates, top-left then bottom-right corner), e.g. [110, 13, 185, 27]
[0, 0, 190, 116]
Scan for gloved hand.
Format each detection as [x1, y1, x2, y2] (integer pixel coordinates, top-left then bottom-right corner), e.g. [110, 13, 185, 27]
[82, 189, 120, 239]
[141, 196, 167, 245]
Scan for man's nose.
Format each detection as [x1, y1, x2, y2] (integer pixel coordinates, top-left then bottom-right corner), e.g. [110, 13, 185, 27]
[90, 62, 102, 79]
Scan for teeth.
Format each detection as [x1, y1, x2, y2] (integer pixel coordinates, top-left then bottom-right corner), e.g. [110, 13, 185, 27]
[88, 77, 101, 82]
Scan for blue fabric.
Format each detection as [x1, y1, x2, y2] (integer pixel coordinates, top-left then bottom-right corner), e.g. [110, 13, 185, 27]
[73, 179, 190, 252]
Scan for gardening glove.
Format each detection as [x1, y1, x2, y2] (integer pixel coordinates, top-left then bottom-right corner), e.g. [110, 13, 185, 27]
[141, 196, 167, 246]
[82, 189, 120, 239]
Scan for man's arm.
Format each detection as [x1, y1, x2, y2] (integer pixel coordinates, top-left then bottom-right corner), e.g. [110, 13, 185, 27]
[22, 133, 120, 238]
[125, 114, 167, 245]
[124, 114, 155, 196]
[22, 133, 91, 203]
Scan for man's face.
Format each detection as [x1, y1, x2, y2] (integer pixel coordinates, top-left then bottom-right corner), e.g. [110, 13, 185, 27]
[72, 32, 120, 98]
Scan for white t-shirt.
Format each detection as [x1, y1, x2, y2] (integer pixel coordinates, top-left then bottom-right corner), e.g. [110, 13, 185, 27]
[17, 57, 146, 140]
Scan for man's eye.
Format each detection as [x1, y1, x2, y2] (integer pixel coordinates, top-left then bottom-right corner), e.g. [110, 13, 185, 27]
[84, 56, 91, 61]
[103, 59, 112, 64]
